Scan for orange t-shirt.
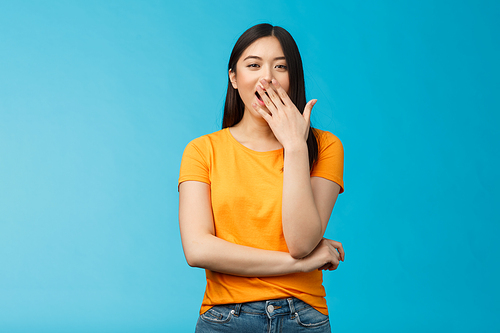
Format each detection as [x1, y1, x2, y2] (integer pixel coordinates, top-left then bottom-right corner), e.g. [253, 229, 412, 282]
[178, 128, 344, 315]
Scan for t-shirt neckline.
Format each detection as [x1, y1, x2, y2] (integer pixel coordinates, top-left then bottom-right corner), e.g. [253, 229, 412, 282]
[225, 128, 284, 155]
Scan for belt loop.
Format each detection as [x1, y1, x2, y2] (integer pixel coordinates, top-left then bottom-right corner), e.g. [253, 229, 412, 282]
[233, 303, 242, 316]
[287, 298, 296, 319]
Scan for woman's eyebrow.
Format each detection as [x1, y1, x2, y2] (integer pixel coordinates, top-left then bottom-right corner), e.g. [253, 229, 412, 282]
[243, 55, 286, 61]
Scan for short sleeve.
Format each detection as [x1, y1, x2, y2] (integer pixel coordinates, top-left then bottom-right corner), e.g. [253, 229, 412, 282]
[178, 137, 211, 187]
[310, 130, 344, 193]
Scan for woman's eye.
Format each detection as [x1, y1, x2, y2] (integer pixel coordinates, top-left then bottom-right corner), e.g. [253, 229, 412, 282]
[275, 65, 288, 70]
[247, 64, 259, 68]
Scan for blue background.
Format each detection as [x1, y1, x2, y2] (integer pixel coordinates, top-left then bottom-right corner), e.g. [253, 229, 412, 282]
[1, 1, 499, 332]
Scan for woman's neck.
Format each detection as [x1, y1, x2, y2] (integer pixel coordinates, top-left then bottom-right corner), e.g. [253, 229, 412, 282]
[229, 111, 283, 152]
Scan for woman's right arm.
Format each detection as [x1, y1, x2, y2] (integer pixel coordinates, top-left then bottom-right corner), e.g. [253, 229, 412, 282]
[179, 180, 343, 276]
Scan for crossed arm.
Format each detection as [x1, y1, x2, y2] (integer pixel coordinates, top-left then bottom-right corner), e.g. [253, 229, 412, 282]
[178, 175, 343, 277]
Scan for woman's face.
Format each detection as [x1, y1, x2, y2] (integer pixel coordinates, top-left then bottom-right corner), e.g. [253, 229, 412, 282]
[229, 36, 290, 117]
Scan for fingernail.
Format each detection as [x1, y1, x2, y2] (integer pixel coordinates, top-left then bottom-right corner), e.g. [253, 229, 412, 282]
[272, 79, 279, 85]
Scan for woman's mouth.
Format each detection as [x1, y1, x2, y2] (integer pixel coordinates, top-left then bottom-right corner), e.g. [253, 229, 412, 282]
[255, 91, 267, 106]
[255, 91, 269, 103]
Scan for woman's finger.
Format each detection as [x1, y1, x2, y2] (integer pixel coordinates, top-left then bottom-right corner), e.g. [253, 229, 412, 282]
[256, 85, 277, 113]
[330, 246, 340, 262]
[335, 241, 345, 262]
[327, 239, 345, 262]
[252, 102, 273, 122]
[318, 263, 332, 271]
[303, 99, 317, 126]
[323, 237, 345, 261]
[328, 261, 340, 270]
[271, 79, 293, 106]
[261, 79, 284, 107]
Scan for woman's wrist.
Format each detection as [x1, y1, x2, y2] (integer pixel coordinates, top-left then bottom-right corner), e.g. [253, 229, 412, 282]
[282, 140, 308, 154]
[288, 254, 305, 273]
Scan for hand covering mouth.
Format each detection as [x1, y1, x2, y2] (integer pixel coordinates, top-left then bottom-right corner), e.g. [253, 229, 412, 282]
[255, 91, 269, 101]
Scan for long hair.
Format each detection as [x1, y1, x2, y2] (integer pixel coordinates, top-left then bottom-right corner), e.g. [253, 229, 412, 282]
[222, 23, 319, 169]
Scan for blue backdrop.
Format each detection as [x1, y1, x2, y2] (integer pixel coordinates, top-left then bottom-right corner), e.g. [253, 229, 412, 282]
[1, 1, 498, 332]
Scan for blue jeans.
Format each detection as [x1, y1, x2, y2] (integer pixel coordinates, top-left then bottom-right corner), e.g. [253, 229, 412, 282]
[195, 297, 331, 332]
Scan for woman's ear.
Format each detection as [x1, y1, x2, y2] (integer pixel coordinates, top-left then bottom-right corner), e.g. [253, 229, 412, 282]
[229, 69, 237, 89]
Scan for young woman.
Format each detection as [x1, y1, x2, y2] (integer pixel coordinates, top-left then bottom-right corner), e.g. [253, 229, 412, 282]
[178, 23, 345, 332]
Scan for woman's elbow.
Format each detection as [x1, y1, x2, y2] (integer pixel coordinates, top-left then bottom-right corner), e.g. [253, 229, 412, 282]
[184, 253, 199, 268]
[288, 246, 314, 259]
[286, 233, 322, 259]
[183, 246, 205, 268]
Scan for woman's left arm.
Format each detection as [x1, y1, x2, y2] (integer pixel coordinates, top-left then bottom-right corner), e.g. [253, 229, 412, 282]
[254, 79, 341, 259]
[281, 146, 341, 259]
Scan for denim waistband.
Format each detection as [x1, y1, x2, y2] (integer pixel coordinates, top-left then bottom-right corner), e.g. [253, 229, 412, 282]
[225, 297, 310, 320]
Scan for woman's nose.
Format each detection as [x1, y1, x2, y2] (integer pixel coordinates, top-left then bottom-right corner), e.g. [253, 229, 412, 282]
[261, 66, 273, 83]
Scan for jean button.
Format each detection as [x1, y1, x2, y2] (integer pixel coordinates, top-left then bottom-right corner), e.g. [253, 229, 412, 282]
[267, 304, 274, 313]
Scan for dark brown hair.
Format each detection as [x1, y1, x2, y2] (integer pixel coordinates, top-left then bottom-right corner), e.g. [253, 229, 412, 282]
[222, 23, 318, 169]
